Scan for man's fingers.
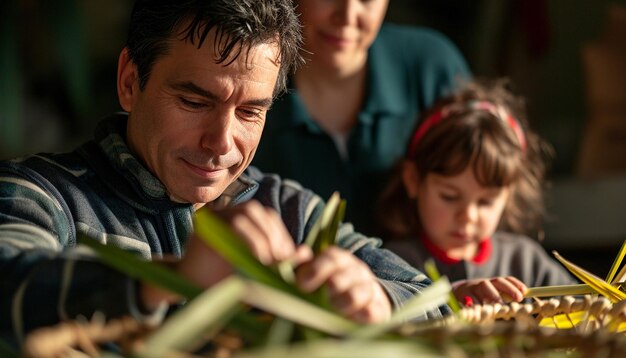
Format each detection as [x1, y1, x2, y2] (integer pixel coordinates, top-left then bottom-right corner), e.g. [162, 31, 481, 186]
[230, 211, 273, 264]
[347, 284, 391, 323]
[295, 247, 347, 292]
[330, 280, 373, 315]
[264, 207, 296, 260]
[291, 245, 314, 266]
[294, 247, 392, 323]
[215, 201, 295, 264]
[177, 235, 234, 288]
[238, 201, 295, 262]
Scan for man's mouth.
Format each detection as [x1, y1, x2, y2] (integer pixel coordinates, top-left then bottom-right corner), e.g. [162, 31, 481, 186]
[182, 159, 229, 179]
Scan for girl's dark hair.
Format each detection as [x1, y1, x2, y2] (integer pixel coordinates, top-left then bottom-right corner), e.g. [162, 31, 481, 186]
[377, 79, 553, 239]
[126, 0, 303, 97]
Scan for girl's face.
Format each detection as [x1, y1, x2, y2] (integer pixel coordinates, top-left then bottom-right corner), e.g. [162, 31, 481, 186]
[402, 163, 510, 260]
[296, 0, 389, 74]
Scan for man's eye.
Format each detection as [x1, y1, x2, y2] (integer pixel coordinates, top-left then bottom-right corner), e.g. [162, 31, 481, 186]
[179, 97, 205, 109]
[479, 199, 495, 207]
[238, 108, 263, 121]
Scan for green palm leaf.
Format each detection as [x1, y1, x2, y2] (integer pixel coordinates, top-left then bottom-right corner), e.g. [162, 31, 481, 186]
[77, 234, 201, 299]
[305, 191, 341, 251]
[241, 280, 358, 336]
[194, 209, 299, 294]
[137, 277, 246, 357]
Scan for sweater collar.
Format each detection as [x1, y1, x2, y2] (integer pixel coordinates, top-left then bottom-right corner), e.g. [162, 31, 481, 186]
[94, 113, 258, 206]
[96, 113, 169, 200]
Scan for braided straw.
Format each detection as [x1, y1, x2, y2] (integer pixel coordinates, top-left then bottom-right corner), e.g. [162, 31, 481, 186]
[22, 314, 155, 358]
[21, 296, 626, 357]
[458, 295, 626, 331]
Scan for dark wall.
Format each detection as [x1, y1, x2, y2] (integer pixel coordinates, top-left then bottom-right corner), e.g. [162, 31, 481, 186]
[1, 0, 625, 276]
[386, 0, 626, 177]
[2, 0, 625, 178]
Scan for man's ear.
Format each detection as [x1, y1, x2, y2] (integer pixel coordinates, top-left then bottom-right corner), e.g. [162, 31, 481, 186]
[117, 47, 138, 112]
[401, 161, 420, 199]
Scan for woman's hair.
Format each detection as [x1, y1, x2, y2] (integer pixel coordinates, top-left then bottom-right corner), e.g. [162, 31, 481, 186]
[376, 79, 553, 239]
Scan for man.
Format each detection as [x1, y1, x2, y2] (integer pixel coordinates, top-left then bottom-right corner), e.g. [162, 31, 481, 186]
[0, 0, 444, 345]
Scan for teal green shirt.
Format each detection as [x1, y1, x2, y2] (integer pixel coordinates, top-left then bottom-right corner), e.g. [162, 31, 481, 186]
[254, 24, 470, 235]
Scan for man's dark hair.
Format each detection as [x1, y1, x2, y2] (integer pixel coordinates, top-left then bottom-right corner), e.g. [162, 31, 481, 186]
[126, 0, 302, 97]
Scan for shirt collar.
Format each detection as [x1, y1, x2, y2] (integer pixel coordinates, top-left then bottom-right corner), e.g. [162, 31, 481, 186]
[420, 233, 492, 265]
[271, 25, 406, 130]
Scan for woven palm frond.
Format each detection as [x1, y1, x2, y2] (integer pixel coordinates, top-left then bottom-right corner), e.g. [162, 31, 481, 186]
[20, 302, 626, 358]
[16, 200, 626, 358]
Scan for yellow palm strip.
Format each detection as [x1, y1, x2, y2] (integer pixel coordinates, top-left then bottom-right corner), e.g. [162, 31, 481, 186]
[613, 265, 626, 287]
[525, 284, 595, 298]
[541, 312, 626, 332]
[539, 311, 585, 329]
[606, 239, 626, 284]
[553, 251, 626, 303]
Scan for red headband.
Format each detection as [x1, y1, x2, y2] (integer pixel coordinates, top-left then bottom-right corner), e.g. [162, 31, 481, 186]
[407, 100, 527, 158]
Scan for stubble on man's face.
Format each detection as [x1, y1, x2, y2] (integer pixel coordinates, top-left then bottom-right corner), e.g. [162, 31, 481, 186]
[125, 33, 281, 207]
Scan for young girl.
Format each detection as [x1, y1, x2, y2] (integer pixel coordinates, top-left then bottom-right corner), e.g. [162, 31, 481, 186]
[378, 80, 577, 304]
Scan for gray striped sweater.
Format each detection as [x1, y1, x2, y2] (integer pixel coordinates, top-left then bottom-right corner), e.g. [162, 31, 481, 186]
[0, 114, 444, 344]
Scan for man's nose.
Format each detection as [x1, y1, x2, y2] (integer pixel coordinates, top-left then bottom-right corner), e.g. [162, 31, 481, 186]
[200, 111, 234, 155]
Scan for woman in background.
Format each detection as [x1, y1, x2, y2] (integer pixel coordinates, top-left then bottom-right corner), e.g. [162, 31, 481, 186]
[253, 0, 470, 235]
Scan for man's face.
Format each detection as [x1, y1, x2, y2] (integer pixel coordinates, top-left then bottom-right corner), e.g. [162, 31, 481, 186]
[119, 32, 280, 207]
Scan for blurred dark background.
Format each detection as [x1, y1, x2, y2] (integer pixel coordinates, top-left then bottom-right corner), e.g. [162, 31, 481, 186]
[1, 0, 625, 276]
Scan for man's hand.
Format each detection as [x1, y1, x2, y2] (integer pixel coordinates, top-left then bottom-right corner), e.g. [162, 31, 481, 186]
[141, 200, 391, 323]
[452, 276, 527, 305]
[209, 200, 311, 265]
[139, 240, 232, 311]
[176, 200, 312, 286]
[295, 246, 392, 323]
[141, 200, 311, 310]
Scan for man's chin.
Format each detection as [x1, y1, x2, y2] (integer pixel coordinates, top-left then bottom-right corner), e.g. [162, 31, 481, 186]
[169, 186, 224, 207]
[193, 189, 223, 205]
